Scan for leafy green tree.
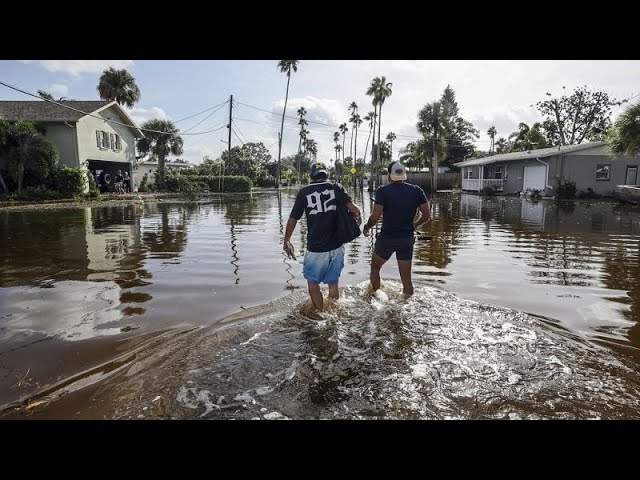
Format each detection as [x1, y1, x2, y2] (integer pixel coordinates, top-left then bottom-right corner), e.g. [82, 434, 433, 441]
[136, 119, 183, 191]
[608, 101, 640, 156]
[535, 85, 622, 145]
[0, 120, 59, 192]
[276, 60, 299, 184]
[97, 67, 141, 107]
[507, 122, 550, 151]
[495, 137, 509, 154]
[386, 132, 397, 159]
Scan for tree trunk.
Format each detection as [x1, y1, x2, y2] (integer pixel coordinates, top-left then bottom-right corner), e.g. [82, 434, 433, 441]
[377, 104, 383, 187]
[369, 108, 376, 192]
[354, 125, 359, 189]
[158, 154, 166, 191]
[0, 170, 7, 193]
[277, 74, 291, 188]
[433, 138, 439, 191]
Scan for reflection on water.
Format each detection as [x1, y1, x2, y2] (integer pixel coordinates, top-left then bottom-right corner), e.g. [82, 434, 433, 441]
[3, 192, 640, 414]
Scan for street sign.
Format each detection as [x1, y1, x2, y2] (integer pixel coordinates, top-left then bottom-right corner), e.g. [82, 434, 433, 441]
[350, 167, 356, 174]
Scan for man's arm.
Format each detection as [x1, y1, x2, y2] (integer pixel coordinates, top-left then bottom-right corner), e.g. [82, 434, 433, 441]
[283, 217, 298, 252]
[362, 204, 384, 237]
[413, 202, 431, 230]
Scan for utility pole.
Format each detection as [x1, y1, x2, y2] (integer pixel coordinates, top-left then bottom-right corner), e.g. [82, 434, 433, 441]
[223, 94, 233, 193]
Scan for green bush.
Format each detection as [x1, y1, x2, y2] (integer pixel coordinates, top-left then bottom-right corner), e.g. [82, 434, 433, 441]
[255, 176, 278, 188]
[183, 175, 252, 192]
[557, 181, 576, 199]
[577, 188, 602, 199]
[480, 186, 496, 196]
[49, 166, 85, 198]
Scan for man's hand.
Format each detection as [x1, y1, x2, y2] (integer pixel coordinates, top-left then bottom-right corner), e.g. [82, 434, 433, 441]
[363, 227, 370, 237]
[283, 240, 297, 260]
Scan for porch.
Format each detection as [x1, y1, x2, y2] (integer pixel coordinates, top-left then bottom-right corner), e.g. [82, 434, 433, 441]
[461, 178, 504, 192]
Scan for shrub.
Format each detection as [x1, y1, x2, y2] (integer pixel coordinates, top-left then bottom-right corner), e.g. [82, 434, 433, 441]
[556, 181, 576, 199]
[49, 166, 85, 198]
[480, 186, 496, 196]
[577, 188, 602, 199]
[182, 175, 252, 192]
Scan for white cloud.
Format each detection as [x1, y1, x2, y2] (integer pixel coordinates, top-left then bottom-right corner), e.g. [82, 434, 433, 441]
[48, 83, 68, 98]
[127, 106, 170, 127]
[19, 60, 134, 77]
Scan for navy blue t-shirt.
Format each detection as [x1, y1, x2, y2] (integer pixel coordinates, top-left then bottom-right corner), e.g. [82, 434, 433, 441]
[290, 181, 352, 252]
[374, 182, 428, 238]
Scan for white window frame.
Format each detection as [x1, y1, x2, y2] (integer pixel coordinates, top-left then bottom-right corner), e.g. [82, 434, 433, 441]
[596, 164, 611, 181]
[114, 134, 122, 151]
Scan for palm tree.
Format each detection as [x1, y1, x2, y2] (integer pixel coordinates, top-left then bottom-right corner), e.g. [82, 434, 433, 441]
[417, 101, 448, 191]
[353, 113, 362, 187]
[136, 119, 183, 191]
[487, 126, 497, 153]
[297, 106, 307, 184]
[386, 132, 397, 160]
[362, 111, 376, 167]
[608, 101, 640, 156]
[37, 90, 54, 101]
[366, 76, 393, 186]
[276, 60, 299, 187]
[339, 123, 348, 163]
[348, 101, 358, 160]
[97, 67, 141, 108]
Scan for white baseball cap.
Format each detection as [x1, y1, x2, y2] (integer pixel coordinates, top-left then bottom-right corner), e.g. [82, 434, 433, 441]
[388, 161, 407, 181]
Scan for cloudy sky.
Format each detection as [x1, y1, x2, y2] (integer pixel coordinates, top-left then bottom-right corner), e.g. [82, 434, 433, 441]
[1, 60, 639, 165]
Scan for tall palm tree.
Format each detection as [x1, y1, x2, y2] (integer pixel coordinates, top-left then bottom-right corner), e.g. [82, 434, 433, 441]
[366, 76, 393, 186]
[386, 132, 397, 160]
[353, 113, 362, 187]
[348, 101, 358, 160]
[608, 101, 640, 156]
[276, 60, 299, 187]
[136, 119, 183, 191]
[487, 126, 497, 153]
[297, 106, 308, 185]
[97, 67, 141, 108]
[339, 123, 348, 163]
[417, 101, 448, 191]
[362, 111, 376, 166]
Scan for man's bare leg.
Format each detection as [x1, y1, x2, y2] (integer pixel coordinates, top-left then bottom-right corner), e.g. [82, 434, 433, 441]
[308, 282, 324, 311]
[328, 283, 339, 300]
[370, 252, 387, 292]
[397, 259, 414, 297]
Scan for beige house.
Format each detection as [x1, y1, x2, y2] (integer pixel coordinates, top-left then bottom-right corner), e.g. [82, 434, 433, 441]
[0, 100, 143, 192]
[133, 160, 191, 191]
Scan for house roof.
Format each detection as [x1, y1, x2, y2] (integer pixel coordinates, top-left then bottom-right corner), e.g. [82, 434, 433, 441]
[454, 141, 607, 167]
[0, 100, 143, 137]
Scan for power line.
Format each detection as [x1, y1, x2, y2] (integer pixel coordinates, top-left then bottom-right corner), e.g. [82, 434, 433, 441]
[174, 99, 229, 124]
[0, 80, 226, 137]
[231, 126, 244, 146]
[231, 119, 248, 143]
[182, 101, 229, 134]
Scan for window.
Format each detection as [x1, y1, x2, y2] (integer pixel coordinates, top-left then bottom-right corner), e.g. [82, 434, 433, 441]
[110, 133, 115, 150]
[115, 135, 122, 151]
[465, 167, 472, 179]
[596, 164, 610, 181]
[101, 131, 109, 149]
[494, 165, 503, 180]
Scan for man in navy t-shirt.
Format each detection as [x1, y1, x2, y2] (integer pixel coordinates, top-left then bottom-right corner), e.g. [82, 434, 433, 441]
[283, 162, 362, 311]
[362, 161, 431, 297]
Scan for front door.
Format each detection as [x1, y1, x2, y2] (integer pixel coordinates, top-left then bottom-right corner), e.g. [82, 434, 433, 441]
[625, 166, 638, 186]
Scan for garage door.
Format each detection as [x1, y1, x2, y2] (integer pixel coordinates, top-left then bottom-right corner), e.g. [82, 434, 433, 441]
[523, 164, 546, 191]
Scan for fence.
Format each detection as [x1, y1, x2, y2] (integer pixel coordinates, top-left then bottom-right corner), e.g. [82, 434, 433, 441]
[382, 172, 460, 193]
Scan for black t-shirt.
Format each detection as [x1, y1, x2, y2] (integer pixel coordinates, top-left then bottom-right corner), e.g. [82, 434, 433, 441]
[290, 181, 352, 252]
[374, 182, 428, 238]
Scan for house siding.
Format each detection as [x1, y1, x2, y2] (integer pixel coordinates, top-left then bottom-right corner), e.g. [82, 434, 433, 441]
[41, 122, 79, 168]
[559, 154, 640, 196]
[76, 106, 137, 166]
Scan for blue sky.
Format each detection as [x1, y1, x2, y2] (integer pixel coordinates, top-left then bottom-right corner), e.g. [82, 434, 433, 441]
[1, 60, 640, 165]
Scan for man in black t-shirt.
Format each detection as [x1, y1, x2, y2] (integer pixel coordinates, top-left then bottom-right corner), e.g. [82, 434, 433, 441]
[362, 161, 431, 298]
[283, 162, 362, 311]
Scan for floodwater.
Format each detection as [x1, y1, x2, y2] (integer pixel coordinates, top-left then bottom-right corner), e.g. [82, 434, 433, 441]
[1, 191, 640, 419]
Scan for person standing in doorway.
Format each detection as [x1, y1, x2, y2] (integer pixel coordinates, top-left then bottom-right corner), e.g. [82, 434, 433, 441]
[362, 161, 431, 298]
[283, 162, 362, 311]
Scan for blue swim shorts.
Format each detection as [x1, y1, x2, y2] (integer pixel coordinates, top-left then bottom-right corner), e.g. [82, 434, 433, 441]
[303, 245, 345, 284]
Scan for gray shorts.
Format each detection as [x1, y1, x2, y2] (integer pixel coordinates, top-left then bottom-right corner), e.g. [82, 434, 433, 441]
[374, 235, 415, 261]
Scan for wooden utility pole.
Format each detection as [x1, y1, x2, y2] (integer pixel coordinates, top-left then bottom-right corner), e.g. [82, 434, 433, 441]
[223, 94, 233, 193]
